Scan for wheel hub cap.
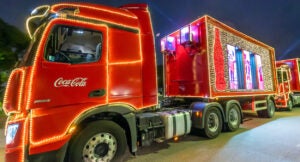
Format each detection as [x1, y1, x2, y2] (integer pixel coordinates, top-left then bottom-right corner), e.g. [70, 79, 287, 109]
[82, 132, 117, 162]
[229, 109, 238, 126]
[208, 113, 219, 132]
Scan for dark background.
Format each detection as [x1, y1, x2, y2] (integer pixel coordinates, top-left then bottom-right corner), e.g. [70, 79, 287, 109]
[1, 0, 300, 64]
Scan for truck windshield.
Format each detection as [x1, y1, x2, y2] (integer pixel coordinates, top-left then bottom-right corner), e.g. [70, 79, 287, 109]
[45, 25, 103, 64]
[277, 70, 288, 83]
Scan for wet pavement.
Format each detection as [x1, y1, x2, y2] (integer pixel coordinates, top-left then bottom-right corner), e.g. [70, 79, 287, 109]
[1, 107, 300, 162]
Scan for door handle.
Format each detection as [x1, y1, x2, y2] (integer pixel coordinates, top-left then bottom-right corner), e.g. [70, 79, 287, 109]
[89, 89, 105, 97]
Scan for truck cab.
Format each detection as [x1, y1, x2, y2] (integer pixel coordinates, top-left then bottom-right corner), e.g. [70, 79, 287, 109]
[275, 65, 293, 110]
[275, 58, 300, 110]
[3, 3, 157, 161]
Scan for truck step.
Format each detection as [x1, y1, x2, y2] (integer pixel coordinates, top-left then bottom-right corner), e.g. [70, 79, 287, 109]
[254, 100, 267, 111]
[255, 106, 267, 111]
[254, 100, 267, 105]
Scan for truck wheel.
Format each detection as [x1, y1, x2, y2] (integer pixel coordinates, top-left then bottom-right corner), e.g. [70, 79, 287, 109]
[287, 99, 293, 111]
[227, 104, 241, 132]
[203, 107, 222, 139]
[257, 99, 275, 118]
[266, 99, 275, 118]
[68, 120, 127, 162]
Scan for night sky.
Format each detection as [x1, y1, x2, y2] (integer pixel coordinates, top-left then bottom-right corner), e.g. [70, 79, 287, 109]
[1, 0, 300, 63]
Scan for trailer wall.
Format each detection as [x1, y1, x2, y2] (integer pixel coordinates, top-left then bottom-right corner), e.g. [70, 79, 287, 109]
[162, 15, 276, 98]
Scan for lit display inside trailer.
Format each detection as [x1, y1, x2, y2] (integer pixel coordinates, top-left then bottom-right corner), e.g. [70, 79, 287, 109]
[227, 44, 264, 90]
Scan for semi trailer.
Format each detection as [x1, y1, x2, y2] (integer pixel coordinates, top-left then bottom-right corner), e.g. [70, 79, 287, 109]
[161, 15, 277, 117]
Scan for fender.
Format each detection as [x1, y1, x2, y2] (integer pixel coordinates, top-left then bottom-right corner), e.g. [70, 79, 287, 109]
[190, 102, 224, 129]
[28, 104, 138, 162]
[224, 100, 243, 124]
[73, 104, 136, 124]
[72, 104, 138, 153]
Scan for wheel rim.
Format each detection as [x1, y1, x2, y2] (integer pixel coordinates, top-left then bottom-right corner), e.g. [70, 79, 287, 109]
[208, 112, 219, 132]
[83, 132, 117, 162]
[229, 107, 239, 126]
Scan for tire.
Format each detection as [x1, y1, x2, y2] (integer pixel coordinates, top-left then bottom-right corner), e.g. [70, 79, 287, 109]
[68, 120, 127, 162]
[203, 107, 222, 139]
[226, 104, 241, 132]
[266, 99, 275, 118]
[257, 99, 275, 118]
[287, 99, 293, 111]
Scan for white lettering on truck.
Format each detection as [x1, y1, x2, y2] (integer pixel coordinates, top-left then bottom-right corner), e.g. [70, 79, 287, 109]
[54, 77, 87, 87]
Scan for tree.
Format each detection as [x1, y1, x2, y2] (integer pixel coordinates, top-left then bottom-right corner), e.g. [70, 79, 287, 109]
[0, 18, 29, 71]
[0, 18, 29, 103]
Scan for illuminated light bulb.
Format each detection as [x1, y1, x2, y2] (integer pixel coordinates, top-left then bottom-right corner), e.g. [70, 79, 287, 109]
[196, 111, 202, 118]
[161, 39, 166, 51]
[167, 36, 174, 42]
[51, 3, 137, 19]
[181, 26, 189, 34]
[68, 125, 76, 134]
[173, 136, 179, 141]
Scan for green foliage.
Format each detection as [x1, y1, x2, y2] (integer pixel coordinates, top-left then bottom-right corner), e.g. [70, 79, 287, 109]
[0, 50, 16, 70]
[0, 18, 29, 107]
[0, 101, 4, 116]
[0, 71, 8, 82]
[0, 71, 8, 100]
[0, 18, 29, 71]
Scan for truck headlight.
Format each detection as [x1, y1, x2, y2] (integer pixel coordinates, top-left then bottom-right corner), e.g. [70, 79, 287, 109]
[6, 123, 19, 144]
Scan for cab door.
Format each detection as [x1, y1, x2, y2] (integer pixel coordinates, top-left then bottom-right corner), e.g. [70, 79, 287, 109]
[31, 20, 108, 109]
[276, 67, 291, 108]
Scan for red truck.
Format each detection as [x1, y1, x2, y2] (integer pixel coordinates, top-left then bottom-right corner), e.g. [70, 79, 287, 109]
[2, 3, 275, 162]
[275, 58, 300, 110]
[161, 15, 277, 117]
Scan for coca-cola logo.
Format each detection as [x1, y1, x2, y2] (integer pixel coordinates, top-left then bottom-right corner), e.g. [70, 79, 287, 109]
[54, 77, 87, 87]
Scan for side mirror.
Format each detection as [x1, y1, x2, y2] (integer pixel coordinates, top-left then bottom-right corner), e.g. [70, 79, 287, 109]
[26, 5, 50, 39]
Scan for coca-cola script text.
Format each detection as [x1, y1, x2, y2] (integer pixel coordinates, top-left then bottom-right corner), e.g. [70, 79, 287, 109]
[54, 77, 87, 87]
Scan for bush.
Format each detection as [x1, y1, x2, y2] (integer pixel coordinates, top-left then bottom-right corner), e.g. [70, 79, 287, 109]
[0, 101, 3, 115]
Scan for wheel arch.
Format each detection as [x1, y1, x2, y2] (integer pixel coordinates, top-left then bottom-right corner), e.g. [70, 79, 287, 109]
[190, 102, 225, 129]
[68, 104, 138, 157]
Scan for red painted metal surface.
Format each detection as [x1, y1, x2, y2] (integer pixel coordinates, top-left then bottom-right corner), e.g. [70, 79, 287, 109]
[3, 3, 157, 160]
[275, 58, 300, 108]
[162, 15, 276, 99]
[276, 58, 300, 93]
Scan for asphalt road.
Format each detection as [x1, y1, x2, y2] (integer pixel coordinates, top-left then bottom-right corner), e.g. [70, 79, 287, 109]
[1, 107, 300, 162]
